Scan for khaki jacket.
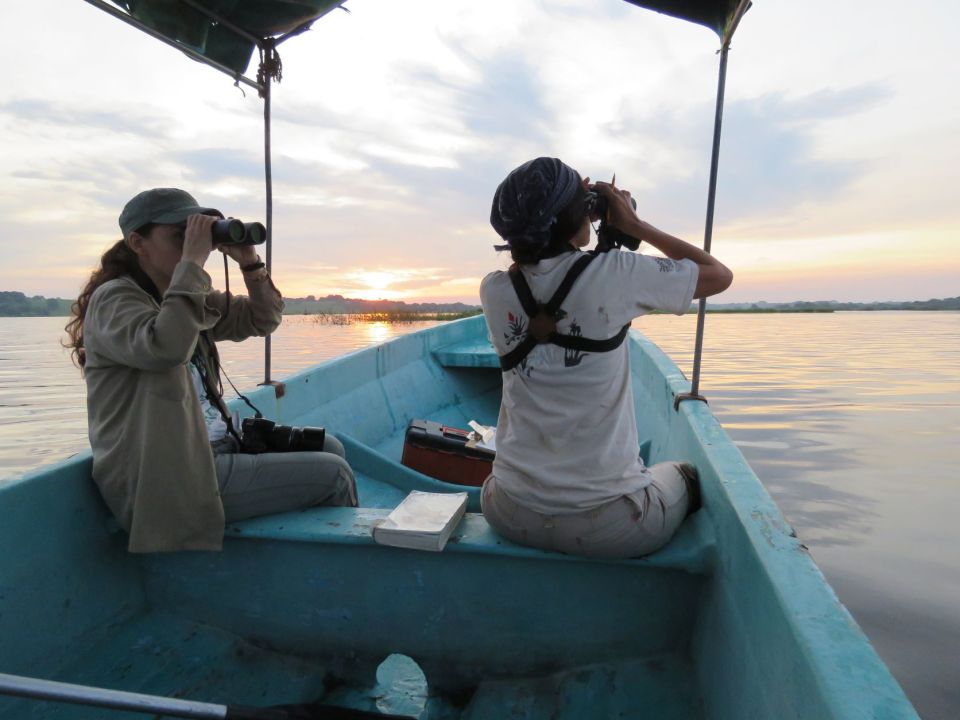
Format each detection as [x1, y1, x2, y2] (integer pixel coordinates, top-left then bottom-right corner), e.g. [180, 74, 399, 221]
[83, 260, 283, 552]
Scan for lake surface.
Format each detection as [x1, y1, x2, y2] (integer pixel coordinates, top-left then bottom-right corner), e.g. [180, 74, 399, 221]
[1, 312, 957, 719]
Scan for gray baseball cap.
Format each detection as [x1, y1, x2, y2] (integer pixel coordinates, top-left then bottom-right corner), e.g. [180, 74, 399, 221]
[119, 188, 222, 240]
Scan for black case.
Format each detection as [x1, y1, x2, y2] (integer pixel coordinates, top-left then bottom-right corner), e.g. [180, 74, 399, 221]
[401, 419, 495, 487]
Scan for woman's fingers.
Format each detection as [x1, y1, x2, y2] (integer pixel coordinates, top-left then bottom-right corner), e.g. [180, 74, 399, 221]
[182, 214, 216, 265]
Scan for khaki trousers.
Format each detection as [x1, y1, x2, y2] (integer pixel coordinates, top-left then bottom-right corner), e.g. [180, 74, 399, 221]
[213, 434, 358, 523]
[481, 462, 692, 559]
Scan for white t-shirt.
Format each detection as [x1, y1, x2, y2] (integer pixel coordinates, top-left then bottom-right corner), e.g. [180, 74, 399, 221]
[188, 362, 228, 443]
[479, 249, 698, 514]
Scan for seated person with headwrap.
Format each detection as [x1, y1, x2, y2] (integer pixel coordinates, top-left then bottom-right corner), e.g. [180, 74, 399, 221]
[479, 157, 733, 558]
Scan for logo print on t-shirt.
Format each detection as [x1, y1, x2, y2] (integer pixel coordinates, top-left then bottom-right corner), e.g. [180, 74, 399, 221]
[505, 311, 537, 377]
[654, 257, 678, 273]
[505, 311, 526, 346]
[564, 319, 586, 367]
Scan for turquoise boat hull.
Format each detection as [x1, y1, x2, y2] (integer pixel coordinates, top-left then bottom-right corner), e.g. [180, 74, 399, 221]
[0, 316, 918, 719]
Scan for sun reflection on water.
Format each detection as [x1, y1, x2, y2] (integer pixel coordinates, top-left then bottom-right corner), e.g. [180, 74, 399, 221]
[365, 321, 392, 345]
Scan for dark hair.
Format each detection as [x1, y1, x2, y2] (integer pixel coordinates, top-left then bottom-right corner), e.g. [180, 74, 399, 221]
[510, 184, 589, 265]
[64, 225, 161, 369]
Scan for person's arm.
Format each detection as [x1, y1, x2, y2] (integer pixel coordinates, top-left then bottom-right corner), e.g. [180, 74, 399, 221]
[85, 264, 212, 371]
[593, 182, 733, 299]
[206, 245, 284, 342]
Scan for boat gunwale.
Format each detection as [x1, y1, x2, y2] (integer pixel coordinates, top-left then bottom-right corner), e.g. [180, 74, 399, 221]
[628, 328, 919, 718]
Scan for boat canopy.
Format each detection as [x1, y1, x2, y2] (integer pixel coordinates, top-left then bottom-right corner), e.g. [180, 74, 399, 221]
[87, 0, 751, 393]
[100, 0, 748, 81]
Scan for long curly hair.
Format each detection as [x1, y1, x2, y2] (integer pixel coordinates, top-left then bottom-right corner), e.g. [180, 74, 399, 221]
[64, 232, 158, 369]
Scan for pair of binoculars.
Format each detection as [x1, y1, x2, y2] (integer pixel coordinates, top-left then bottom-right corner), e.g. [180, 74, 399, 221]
[210, 218, 267, 246]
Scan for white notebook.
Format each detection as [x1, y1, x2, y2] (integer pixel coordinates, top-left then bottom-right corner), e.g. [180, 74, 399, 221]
[372, 491, 468, 552]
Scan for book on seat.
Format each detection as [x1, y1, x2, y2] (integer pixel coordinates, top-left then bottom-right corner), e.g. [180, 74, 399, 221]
[372, 490, 469, 552]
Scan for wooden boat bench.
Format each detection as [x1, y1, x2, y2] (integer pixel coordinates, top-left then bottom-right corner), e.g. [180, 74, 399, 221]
[224, 405, 709, 574]
[224, 505, 716, 575]
[432, 338, 501, 368]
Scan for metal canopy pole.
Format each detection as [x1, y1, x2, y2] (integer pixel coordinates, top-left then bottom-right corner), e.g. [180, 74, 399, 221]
[673, 0, 751, 411]
[674, 40, 730, 410]
[261, 47, 275, 386]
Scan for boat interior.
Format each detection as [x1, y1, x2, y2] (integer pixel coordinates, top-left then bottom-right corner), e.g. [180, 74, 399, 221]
[0, 317, 877, 719]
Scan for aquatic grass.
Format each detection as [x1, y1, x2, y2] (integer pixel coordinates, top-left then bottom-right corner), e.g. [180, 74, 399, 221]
[307, 310, 483, 325]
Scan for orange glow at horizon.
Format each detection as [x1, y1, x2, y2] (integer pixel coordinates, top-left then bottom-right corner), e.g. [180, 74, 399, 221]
[275, 266, 486, 304]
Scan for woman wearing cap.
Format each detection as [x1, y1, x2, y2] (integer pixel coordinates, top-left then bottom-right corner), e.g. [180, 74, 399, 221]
[65, 188, 357, 553]
[480, 157, 733, 558]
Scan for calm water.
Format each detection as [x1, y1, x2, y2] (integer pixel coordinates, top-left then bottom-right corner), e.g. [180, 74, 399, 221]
[1, 312, 957, 719]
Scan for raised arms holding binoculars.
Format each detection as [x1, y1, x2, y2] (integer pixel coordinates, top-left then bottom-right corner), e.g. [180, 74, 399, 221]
[67, 187, 357, 553]
[590, 179, 733, 299]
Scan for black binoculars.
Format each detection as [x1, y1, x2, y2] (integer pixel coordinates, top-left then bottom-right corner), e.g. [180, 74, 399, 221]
[586, 190, 641, 252]
[211, 218, 267, 246]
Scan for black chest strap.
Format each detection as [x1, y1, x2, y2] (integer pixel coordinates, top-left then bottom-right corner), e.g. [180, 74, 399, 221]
[499, 253, 630, 372]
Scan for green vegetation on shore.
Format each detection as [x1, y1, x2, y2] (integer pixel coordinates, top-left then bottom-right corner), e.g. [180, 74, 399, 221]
[310, 310, 482, 324]
[702, 307, 834, 313]
[705, 298, 960, 312]
[1, 289, 958, 318]
[0, 292, 72, 317]
[282, 295, 480, 316]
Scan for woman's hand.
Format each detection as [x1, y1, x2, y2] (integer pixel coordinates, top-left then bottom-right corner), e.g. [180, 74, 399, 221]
[592, 181, 640, 232]
[589, 183, 734, 298]
[181, 214, 216, 267]
[218, 242, 259, 267]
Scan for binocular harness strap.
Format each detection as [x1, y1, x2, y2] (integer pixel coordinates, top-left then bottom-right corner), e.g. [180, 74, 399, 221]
[499, 253, 630, 372]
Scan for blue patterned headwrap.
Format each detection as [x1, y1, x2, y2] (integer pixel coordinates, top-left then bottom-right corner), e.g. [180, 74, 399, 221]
[490, 157, 581, 256]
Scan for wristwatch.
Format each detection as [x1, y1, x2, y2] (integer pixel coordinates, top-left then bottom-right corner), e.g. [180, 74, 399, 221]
[241, 256, 266, 273]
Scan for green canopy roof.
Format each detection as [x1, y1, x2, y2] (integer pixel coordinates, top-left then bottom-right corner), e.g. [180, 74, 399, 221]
[107, 0, 344, 76]
[624, 0, 749, 40]
[101, 0, 749, 80]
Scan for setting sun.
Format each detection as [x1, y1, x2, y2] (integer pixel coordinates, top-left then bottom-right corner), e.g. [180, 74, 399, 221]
[343, 270, 406, 301]
[358, 272, 396, 291]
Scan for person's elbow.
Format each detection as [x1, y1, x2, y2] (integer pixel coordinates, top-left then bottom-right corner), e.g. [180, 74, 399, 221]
[693, 263, 733, 299]
[250, 310, 283, 337]
[250, 320, 280, 338]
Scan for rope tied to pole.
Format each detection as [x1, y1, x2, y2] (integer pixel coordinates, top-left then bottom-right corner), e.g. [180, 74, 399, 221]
[257, 39, 282, 99]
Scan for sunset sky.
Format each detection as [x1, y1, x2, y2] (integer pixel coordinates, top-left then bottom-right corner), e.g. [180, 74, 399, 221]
[1, 0, 957, 304]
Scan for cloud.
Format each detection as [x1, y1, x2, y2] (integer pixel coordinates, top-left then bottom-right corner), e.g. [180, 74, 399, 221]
[410, 51, 550, 145]
[589, 84, 891, 235]
[759, 84, 888, 122]
[173, 148, 265, 183]
[0, 99, 172, 138]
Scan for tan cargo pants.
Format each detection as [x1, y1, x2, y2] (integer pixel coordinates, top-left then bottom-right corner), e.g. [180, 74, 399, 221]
[212, 433, 358, 522]
[481, 462, 695, 559]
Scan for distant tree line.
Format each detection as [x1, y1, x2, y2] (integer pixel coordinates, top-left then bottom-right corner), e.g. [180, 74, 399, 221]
[0, 290, 480, 317]
[706, 297, 960, 312]
[282, 294, 481, 315]
[0, 291, 73, 317]
[2, 289, 957, 317]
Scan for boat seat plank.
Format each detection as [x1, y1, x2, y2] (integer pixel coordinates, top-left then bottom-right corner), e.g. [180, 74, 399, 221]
[433, 338, 499, 368]
[225, 506, 715, 575]
[341, 433, 483, 511]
